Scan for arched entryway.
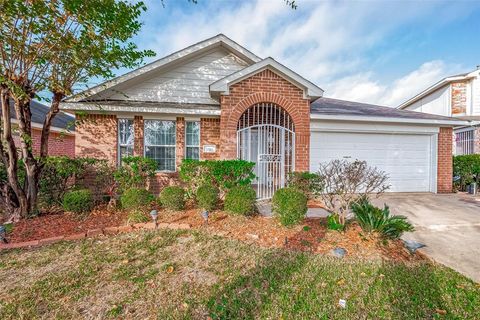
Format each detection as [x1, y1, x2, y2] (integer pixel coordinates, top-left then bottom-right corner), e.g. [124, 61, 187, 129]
[237, 103, 295, 199]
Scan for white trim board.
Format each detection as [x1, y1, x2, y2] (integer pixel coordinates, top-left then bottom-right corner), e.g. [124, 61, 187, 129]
[310, 113, 469, 126]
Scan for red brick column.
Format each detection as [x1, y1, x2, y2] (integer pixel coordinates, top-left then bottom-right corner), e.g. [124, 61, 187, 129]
[176, 117, 185, 167]
[133, 116, 144, 156]
[437, 127, 453, 193]
[451, 82, 467, 115]
[219, 69, 311, 171]
[75, 113, 117, 164]
[200, 118, 220, 160]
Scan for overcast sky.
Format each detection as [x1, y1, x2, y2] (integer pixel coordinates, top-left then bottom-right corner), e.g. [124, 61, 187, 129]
[116, 0, 480, 107]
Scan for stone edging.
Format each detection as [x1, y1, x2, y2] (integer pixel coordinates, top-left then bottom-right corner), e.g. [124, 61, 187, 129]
[0, 222, 191, 250]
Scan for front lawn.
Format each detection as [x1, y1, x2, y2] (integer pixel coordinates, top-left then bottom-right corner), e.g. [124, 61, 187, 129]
[0, 230, 478, 319]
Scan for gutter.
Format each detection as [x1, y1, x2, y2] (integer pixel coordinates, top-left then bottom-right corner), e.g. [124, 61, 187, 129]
[10, 118, 75, 135]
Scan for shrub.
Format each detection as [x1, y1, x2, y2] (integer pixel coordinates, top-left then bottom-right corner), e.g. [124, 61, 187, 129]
[224, 185, 256, 216]
[453, 154, 480, 191]
[196, 184, 219, 211]
[317, 159, 390, 225]
[121, 188, 154, 211]
[287, 171, 324, 199]
[179, 159, 255, 195]
[126, 209, 150, 224]
[62, 189, 93, 213]
[159, 186, 185, 211]
[114, 156, 157, 192]
[327, 213, 344, 231]
[272, 187, 307, 226]
[350, 197, 414, 239]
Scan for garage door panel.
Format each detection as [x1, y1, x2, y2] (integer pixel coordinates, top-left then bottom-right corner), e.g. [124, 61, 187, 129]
[310, 132, 434, 192]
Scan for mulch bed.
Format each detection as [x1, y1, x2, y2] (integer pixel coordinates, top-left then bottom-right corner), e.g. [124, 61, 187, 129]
[3, 204, 421, 262]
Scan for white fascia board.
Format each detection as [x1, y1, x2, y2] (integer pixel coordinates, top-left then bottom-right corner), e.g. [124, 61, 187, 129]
[311, 119, 440, 134]
[9, 118, 74, 135]
[397, 75, 475, 110]
[210, 57, 324, 100]
[60, 102, 221, 116]
[65, 34, 261, 103]
[310, 113, 470, 126]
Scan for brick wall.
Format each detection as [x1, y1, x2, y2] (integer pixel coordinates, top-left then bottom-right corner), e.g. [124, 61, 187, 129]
[474, 127, 480, 154]
[451, 82, 467, 115]
[200, 118, 220, 160]
[437, 127, 453, 193]
[219, 69, 311, 171]
[75, 114, 117, 164]
[133, 116, 144, 156]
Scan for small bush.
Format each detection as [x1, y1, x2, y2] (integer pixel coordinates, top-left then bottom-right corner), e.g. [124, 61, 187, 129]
[327, 213, 344, 231]
[453, 154, 480, 191]
[114, 156, 157, 192]
[272, 187, 307, 226]
[196, 184, 219, 211]
[288, 171, 324, 199]
[127, 209, 150, 224]
[159, 186, 185, 211]
[62, 189, 93, 213]
[350, 197, 414, 239]
[121, 188, 154, 211]
[224, 185, 256, 216]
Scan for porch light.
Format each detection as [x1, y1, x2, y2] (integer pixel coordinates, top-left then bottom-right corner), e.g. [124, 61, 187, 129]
[0, 225, 8, 244]
[150, 210, 158, 228]
[201, 210, 209, 226]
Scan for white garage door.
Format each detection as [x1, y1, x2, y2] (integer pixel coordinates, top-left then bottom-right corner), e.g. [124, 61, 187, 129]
[310, 132, 435, 192]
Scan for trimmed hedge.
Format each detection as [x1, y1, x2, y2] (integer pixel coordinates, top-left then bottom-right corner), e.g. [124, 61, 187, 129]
[196, 184, 219, 211]
[121, 188, 154, 211]
[224, 185, 256, 216]
[287, 171, 324, 199]
[272, 187, 307, 226]
[62, 189, 93, 213]
[159, 186, 185, 211]
[453, 154, 480, 191]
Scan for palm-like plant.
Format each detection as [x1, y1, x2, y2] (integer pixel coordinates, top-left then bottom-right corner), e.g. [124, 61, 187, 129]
[350, 197, 414, 239]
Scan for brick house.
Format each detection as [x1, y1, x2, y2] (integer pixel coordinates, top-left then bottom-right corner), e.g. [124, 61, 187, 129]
[397, 67, 480, 155]
[6, 99, 75, 157]
[61, 34, 466, 197]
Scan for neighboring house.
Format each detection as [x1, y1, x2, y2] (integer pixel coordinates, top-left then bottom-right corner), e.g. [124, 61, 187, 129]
[5, 99, 75, 157]
[397, 67, 480, 155]
[60, 34, 466, 197]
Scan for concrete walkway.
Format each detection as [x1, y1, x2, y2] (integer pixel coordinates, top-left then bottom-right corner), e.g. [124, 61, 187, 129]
[373, 193, 480, 283]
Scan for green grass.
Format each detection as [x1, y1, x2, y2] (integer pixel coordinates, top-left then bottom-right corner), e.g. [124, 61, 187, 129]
[0, 230, 478, 319]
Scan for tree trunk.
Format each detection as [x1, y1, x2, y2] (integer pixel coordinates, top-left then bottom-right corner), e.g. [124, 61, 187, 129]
[0, 89, 29, 221]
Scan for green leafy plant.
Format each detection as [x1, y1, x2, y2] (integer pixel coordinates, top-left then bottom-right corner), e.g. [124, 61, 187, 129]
[159, 186, 185, 211]
[350, 197, 414, 239]
[62, 189, 93, 214]
[224, 185, 256, 216]
[272, 187, 307, 226]
[126, 209, 150, 224]
[327, 213, 344, 231]
[196, 184, 219, 211]
[453, 154, 480, 191]
[287, 171, 324, 199]
[113, 156, 157, 192]
[120, 188, 154, 211]
[179, 159, 256, 195]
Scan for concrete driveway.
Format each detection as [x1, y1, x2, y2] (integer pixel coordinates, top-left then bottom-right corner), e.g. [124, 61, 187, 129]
[373, 193, 480, 283]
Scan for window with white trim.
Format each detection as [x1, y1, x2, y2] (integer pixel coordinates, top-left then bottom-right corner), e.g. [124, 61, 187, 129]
[118, 119, 134, 164]
[144, 120, 176, 171]
[455, 129, 475, 155]
[185, 121, 200, 160]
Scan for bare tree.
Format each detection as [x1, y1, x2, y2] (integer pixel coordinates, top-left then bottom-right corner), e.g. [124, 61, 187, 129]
[317, 159, 390, 225]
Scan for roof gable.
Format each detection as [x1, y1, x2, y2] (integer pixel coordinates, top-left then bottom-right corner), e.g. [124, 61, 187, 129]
[209, 57, 324, 100]
[65, 34, 261, 103]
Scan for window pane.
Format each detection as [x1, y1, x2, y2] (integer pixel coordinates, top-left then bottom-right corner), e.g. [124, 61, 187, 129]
[118, 119, 134, 164]
[186, 146, 199, 160]
[186, 121, 200, 146]
[144, 120, 176, 171]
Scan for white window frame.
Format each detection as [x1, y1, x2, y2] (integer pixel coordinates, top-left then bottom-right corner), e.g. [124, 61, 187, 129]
[185, 121, 201, 160]
[144, 120, 177, 172]
[118, 118, 134, 166]
[455, 128, 475, 155]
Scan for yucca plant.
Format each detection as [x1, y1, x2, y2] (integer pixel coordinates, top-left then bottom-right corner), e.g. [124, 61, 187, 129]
[350, 197, 414, 239]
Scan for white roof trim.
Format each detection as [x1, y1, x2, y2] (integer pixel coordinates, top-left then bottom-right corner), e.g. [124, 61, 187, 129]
[310, 113, 470, 126]
[60, 102, 221, 116]
[65, 34, 261, 103]
[9, 118, 74, 135]
[209, 57, 324, 100]
[397, 73, 476, 110]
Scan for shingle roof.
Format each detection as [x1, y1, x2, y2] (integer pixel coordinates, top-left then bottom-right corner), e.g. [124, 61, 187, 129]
[311, 97, 465, 122]
[4, 99, 75, 131]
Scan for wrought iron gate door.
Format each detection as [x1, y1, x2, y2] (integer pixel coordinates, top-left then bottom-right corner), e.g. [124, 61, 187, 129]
[237, 103, 295, 199]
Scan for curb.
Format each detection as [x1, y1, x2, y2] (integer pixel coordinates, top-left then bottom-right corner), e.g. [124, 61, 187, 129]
[0, 222, 191, 251]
